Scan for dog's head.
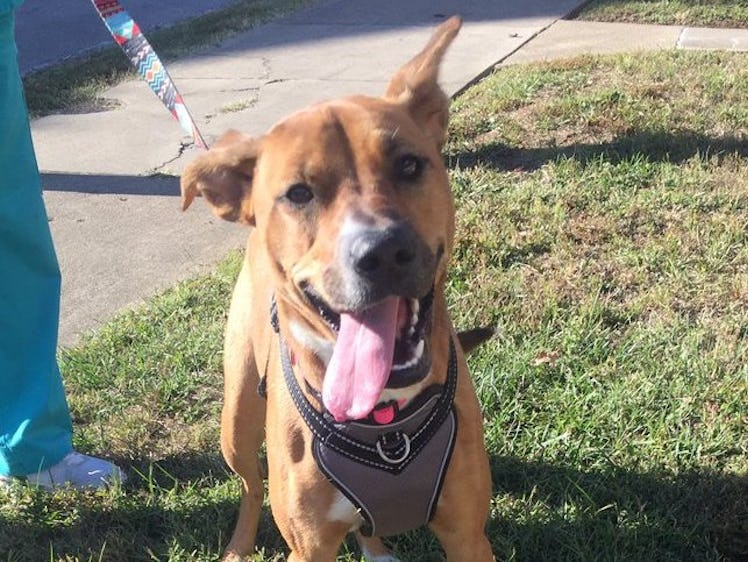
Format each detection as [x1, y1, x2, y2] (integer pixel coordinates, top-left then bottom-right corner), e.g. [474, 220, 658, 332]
[182, 17, 461, 422]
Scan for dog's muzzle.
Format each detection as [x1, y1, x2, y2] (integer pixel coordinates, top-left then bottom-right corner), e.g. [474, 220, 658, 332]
[340, 219, 436, 307]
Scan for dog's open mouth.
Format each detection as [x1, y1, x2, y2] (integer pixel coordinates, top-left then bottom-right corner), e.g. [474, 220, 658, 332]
[303, 286, 434, 421]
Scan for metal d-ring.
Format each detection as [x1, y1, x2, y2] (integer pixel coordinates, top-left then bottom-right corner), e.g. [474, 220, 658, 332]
[376, 432, 411, 464]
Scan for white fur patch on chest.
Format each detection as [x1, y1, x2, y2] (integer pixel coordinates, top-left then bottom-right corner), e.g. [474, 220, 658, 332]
[290, 320, 333, 364]
[327, 489, 364, 530]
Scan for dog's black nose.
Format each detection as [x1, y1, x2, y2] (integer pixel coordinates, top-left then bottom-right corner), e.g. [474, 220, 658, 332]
[352, 225, 417, 276]
[342, 220, 433, 299]
[336, 213, 437, 304]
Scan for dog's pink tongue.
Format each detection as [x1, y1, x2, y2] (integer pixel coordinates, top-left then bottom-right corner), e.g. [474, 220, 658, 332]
[322, 297, 399, 422]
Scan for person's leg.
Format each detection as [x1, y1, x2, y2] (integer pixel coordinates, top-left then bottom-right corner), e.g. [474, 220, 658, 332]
[0, 11, 125, 490]
[0, 10, 75, 478]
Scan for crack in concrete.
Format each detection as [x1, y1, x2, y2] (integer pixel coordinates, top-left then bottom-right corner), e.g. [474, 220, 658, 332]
[174, 76, 264, 80]
[217, 86, 261, 94]
[202, 87, 261, 125]
[254, 56, 275, 105]
[150, 139, 195, 175]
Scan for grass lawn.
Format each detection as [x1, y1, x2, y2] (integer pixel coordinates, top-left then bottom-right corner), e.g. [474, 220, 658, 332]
[2, 49, 747, 561]
[575, 0, 748, 28]
[22, 0, 319, 118]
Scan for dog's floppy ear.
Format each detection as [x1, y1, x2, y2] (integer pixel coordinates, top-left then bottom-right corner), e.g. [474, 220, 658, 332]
[384, 15, 461, 150]
[180, 129, 261, 224]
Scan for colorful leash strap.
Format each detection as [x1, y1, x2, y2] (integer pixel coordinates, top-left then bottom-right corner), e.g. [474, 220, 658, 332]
[91, 0, 208, 149]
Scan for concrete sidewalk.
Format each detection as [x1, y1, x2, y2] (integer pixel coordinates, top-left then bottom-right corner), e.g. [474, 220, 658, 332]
[503, 19, 748, 65]
[23, 1, 746, 346]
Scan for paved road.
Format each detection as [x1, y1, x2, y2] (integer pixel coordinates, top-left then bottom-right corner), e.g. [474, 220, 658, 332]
[15, 0, 238, 74]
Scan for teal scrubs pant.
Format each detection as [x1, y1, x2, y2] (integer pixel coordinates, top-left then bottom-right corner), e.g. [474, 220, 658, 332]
[0, 8, 73, 477]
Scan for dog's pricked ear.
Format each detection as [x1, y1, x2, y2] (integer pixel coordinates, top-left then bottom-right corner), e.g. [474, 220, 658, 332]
[384, 15, 461, 149]
[181, 130, 261, 224]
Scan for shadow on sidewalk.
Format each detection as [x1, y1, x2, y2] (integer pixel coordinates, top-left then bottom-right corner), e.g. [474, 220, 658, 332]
[41, 173, 180, 196]
[17, 0, 583, 75]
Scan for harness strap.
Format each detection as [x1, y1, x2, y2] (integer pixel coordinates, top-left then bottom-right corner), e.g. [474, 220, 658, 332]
[277, 309, 458, 474]
[270, 298, 460, 536]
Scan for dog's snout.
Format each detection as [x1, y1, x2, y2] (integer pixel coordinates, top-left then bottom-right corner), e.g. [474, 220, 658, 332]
[351, 226, 417, 278]
[338, 219, 434, 302]
[349, 224, 418, 280]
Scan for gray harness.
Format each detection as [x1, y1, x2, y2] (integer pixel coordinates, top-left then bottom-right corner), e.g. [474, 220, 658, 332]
[277, 334, 458, 537]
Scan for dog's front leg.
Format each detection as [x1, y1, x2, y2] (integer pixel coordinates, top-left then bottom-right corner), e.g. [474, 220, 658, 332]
[265, 414, 351, 561]
[430, 449, 495, 562]
[429, 351, 495, 562]
[267, 466, 350, 561]
[221, 262, 267, 559]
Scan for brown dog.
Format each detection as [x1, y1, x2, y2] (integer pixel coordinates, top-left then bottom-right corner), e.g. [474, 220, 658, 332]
[181, 16, 493, 561]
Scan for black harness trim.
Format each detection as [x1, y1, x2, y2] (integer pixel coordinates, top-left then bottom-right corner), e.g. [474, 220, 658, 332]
[270, 296, 459, 536]
[279, 337, 458, 475]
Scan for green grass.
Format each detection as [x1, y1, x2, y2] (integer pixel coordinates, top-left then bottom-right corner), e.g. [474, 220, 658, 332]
[447, 49, 748, 561]
[22, 0, 319, 118]
[575, 0, 748, 28]
[2, 49, 747, 561]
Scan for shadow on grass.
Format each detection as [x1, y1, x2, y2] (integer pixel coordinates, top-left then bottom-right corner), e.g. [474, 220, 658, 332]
[122, 451, 234, 488]
[488, 456, 748, 562]
[3, 451, 745, 560]
[1, 494, 251, 562]
[447, 130, 748, 172]
[0, 451, 287, 561]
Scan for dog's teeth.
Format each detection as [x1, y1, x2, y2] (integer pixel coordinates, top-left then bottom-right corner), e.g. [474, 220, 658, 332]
[392, 339, 425, 371]
[410, 298, 420, 327]
[413, 339, 424, 361]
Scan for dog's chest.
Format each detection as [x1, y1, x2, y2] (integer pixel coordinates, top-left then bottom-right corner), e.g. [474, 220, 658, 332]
[280, 338, 460, 538]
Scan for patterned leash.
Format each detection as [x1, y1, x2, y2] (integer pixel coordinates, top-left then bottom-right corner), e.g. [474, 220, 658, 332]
[91, 0, 208, 149]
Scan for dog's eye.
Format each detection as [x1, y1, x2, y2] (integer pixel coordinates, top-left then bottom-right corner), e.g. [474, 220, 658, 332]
[396, 154, 424, 182]
[285, 183, 314, 205]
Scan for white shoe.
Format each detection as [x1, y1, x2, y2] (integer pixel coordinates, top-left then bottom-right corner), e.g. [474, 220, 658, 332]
[0, 451, 126, 490]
